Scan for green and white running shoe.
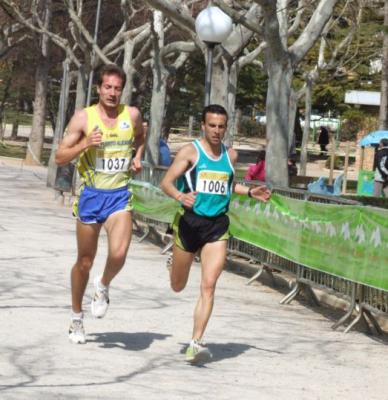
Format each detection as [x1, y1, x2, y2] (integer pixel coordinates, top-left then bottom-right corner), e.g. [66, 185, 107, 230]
[166, 254, 173, 271]
[185, 339, 212, 363]
[91, 275, 109, 318]
[68, 318, 86, 344]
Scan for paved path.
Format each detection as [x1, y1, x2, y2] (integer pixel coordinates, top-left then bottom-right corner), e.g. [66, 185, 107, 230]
[0, 158, 387, 400]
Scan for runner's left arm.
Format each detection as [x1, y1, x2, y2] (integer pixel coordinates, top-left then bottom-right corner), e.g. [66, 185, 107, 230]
[228, 148, 271, 202]
[129, 106, 144, 173]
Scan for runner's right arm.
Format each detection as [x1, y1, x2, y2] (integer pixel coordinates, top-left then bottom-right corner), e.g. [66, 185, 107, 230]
[160, 144, 197, 209]
[55, 110, 102, 166]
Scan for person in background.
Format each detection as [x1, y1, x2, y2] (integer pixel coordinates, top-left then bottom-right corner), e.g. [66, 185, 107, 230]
[142, 121, 172, 166]
[288, 156, 298, 178]
[159, 138, 172, 166]
[317, 126, 329, 156]
[244, 150, 266, 182]
[373, 138, 388, 197]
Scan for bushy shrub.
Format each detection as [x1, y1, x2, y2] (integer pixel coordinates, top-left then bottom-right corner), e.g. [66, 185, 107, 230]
[239, 118, 266, 138]
[340, 109, 378, 141]
[325, 156, 344, 169]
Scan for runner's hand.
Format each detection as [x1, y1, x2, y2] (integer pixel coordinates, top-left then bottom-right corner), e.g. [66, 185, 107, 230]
[86, 126, 103, 148]
[177, 191, 196, 208]
[131, 157, 142, 173]
[250, 185, 271, 202]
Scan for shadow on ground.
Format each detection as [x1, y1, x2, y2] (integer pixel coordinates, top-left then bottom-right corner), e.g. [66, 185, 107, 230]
[88, 331, 171, 351]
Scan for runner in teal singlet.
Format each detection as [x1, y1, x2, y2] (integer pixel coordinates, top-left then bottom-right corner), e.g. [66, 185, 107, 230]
[161, 104, 271, 363]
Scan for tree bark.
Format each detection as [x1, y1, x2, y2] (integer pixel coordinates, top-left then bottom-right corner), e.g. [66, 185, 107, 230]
[75, 64, 88, 109]
[299, 78, 312, 176]
[47, 59, 71, 187]
[145, 10, 167, 165]
[379, 0, 388, 129]
[121, 39, 136, 105]
[0, 73, 11, 140]
[265, 62, 293, 187]
[288, 89, 299, 155]
[25, 1, 51, 165]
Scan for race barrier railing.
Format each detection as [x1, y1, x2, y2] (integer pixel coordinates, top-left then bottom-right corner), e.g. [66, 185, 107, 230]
[131, 163, 388, 334]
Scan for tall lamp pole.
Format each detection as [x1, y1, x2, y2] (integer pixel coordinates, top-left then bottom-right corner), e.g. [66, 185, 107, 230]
[86, 0, 102, 106]
[195, 7, 233, 107]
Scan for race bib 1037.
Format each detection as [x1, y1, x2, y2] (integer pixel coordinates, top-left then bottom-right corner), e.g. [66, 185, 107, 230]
[95, 149, 131, 174]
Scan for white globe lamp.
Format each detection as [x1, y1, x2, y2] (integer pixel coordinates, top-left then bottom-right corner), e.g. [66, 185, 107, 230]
[195, 6, 233, 44]
[195, 7, 233, 106]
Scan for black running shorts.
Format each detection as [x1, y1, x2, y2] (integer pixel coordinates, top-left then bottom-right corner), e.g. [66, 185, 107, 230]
[172, 208, 230, 253]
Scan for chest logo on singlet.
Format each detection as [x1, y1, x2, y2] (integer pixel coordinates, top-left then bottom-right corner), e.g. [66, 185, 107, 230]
[119, 121, 130, 129]
[196, 170, 229, 196]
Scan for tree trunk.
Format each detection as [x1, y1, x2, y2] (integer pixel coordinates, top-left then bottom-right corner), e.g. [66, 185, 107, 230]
[299, 79, 313, 176]
[225, 61, 239, 147]
[288, 89, 298, 154]
[234, 108, 242, 136]
[25, 2, 51, 165]
[265, 62, 293, 187]
[211, 55, 230, 108]
[121, 39, 135, 105]
[379, 0, 388, 129]
[47, 59, 71, 187]
[0, 74, 12, 140]
[11, 117, 19, 140]
[25, 60, 50, 164]
[145, 11, 166, 165]
[10, 88, 22, 140]
[75, 65, 88, 110]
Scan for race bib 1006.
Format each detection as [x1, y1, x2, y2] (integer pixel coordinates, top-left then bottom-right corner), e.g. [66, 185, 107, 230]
[95, 149, 131, 174]
[196, 170, 229, 195]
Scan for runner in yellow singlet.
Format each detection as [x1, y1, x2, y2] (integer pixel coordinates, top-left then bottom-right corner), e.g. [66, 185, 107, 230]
[55, 64, 145, 344]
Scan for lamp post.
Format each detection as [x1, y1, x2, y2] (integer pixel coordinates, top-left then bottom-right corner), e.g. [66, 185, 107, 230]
[195, 7, 233, 106]
[86, 0, 102, 106]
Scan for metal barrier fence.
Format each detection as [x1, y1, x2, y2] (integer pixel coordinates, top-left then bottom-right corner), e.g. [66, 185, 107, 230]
[134, 163, 387, 334]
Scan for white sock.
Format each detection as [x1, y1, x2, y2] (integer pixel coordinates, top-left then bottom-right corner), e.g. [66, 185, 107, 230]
[97, 277, 108, 291]
[71, 311, 83, 320]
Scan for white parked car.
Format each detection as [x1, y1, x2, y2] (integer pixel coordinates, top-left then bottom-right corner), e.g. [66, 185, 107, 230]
[300, 114, 340, 130]
[300, 114, 322, 128]
[255, 112, 267, 125]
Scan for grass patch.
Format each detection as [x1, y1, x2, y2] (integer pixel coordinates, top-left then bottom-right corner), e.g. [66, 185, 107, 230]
[3, 111, 34, 125]
[0, 141, 51, 165]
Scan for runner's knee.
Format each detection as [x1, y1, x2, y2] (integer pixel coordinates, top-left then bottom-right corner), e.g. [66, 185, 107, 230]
[108, 249, 128, 267]
[76, 256, 94, 273]
[201, 279, 217, 296]
[171, 278, 186, 292]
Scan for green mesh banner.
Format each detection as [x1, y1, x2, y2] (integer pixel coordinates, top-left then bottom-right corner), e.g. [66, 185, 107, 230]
[130, 180, 388, 291]
[130, 180, 179, 223]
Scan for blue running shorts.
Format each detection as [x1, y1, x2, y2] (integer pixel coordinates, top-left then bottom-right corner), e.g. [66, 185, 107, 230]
[74, 186, 133, 224]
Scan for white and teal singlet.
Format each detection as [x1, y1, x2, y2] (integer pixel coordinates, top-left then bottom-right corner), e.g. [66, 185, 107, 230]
[178, 139, 234, 217]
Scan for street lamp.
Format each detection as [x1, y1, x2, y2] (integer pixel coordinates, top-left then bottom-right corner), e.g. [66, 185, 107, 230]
[195, 7, 233, 106]
[86, 0, 103, 106]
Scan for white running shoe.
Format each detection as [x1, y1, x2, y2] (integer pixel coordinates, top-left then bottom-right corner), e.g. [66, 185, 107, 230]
[185, 339, 212, 363]
[91, 276, 110, 318]
[68, 318, 86, 344]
